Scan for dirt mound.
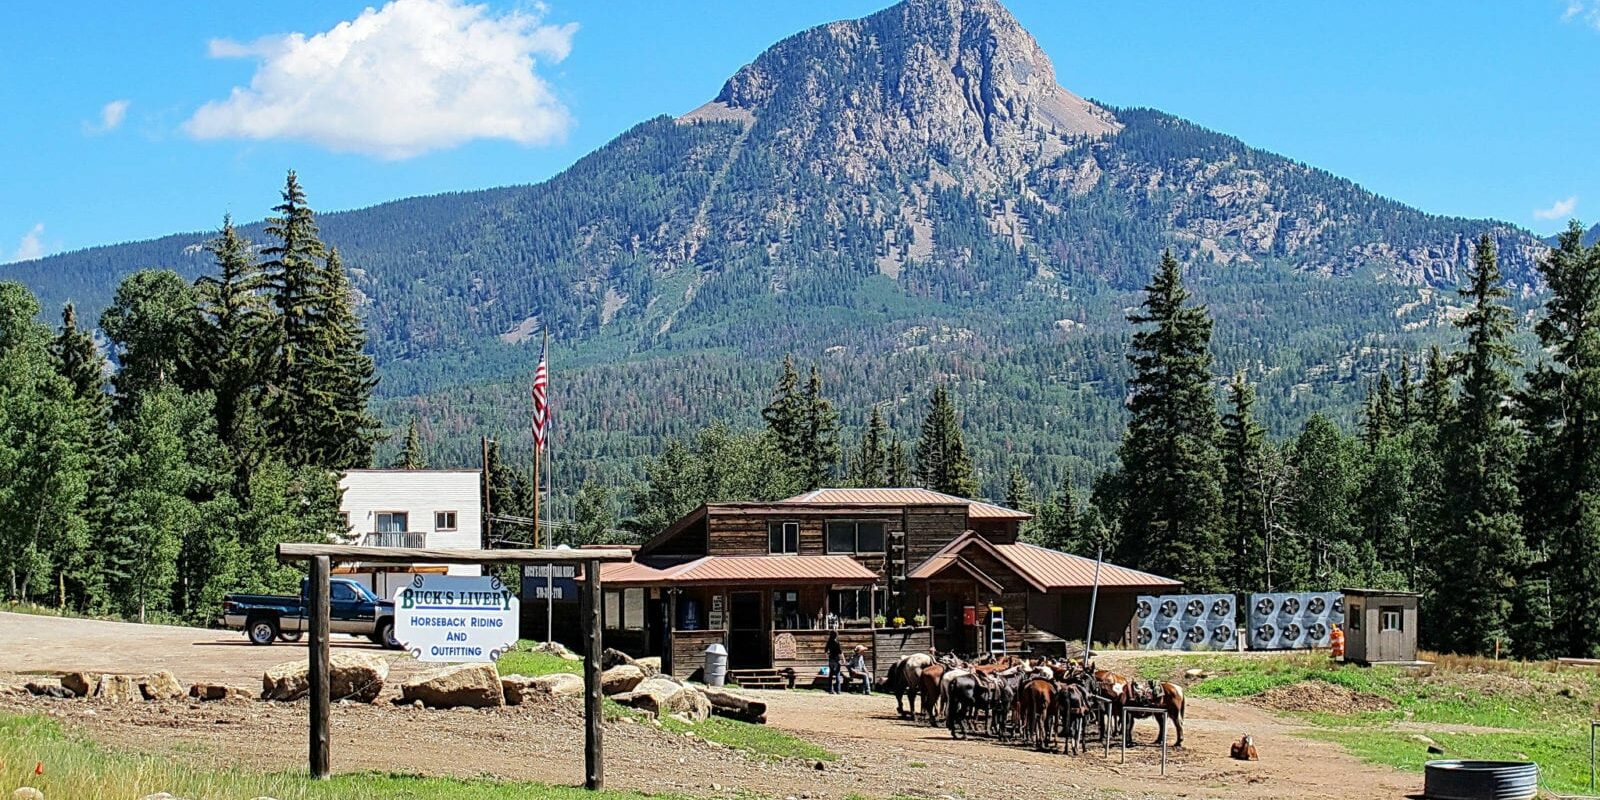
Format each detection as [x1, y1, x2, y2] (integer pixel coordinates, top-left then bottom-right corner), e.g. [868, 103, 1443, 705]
[1251, 681, 1395, 714]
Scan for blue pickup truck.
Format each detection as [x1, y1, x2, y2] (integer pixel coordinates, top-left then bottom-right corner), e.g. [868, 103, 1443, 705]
[221, 578, 400, 648]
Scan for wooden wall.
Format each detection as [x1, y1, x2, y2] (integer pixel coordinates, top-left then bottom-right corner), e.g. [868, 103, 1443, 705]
[902, 506, 969, 567]
[970, 518, 1020, 544]
[771, 629, 874, 675]
[706, 511, 903, 557]
[873, 627, 935, 671]
[668, 629, 726, 677]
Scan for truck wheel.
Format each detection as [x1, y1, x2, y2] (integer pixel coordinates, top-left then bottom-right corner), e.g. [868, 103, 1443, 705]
[248, 618, 279, 646]
[377, 619, 400, 650]
[278, 629, 303, 643]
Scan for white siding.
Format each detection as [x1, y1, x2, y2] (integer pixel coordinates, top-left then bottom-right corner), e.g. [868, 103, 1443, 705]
[338, 469, 483, 596]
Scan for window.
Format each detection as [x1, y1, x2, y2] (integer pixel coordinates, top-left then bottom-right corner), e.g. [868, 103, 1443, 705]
[435, 511, 458, 531]
[1381, 606, 1403, 632]
[331, 583, 357, 602]
[376, 512, 408, 533]
[768, 521, 799, 554]
[826, 521, 887, 554]
[772, 589, 802, 630]
[602, 589, 645, 630]
[930, 598, 950, 630]
[829, 588, 874, 623]
[1349, 605, 1362, 630]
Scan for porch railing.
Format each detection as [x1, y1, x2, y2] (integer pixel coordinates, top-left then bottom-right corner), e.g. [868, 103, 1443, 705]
[361, 531, 426, 548]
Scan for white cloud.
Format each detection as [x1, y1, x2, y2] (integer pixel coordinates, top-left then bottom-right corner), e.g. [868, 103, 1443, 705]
[83, 99, 131, 135]
[184, 0, 577, 159]
[1534, 195, 1579, 221]
[1564, 1, 1600, 30]
[8, 223, 47, 263]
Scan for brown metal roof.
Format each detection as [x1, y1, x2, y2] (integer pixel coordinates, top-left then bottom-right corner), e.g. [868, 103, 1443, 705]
[782, 488, 1032, 520]
[600, 555, 879, 587]
[907, 531, 1179, 592]
[991, 541, 1180, 590]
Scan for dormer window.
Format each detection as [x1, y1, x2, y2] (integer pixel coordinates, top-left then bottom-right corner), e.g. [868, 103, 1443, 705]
[768, 520, 800, 554]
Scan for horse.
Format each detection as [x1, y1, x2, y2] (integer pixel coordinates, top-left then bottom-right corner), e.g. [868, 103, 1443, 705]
[1096, 669, 1185, 747]
[1015, 677, 1056, 750]
[1053, 682, 1091, 755]
[985, 664, 1027, 741]
[885, 652, 934, 719]
[944, 671, 995, 740]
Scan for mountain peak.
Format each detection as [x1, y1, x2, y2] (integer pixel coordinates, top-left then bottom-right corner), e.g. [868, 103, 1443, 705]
[682, 0, 1117, 180]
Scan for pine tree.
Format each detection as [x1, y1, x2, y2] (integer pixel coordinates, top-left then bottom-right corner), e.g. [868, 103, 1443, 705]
[397, 418, 427, 469]
[1395, 353, 1417, 428]
[1421, 344, 1453, 423]
[1029, 476, 1080, 552]
[885, 438, 910, 487]
[797, 363, 839, 488]
[850, 406, 889, 487]
[1520, 220, 1600, 657]
[303, 248, 380, 468]
[194, 216, 272, 488]
[1220, 370, 1267, 593]
[1362, 374, 1395, 451]
[1432, 235, 1531, 655]
[48, 302, 112, 608]
[1004, 465, 1035, 514]
[914, 385, 978, 497]
[761, 355, 805, 460]
[1114, 252, 1226, 591]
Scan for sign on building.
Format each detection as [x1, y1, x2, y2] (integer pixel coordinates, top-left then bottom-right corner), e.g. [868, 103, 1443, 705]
[521, 563, 578, 601]
[394, 574, 519, 663]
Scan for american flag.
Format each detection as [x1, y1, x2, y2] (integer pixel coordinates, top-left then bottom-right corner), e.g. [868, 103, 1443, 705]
[531, 337, 549, 451]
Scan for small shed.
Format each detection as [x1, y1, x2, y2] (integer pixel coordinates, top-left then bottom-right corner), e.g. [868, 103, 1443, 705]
[1341, 588, 1421, 665]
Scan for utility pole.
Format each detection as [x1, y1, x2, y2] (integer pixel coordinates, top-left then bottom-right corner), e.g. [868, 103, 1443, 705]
[481, 436, 493, 550]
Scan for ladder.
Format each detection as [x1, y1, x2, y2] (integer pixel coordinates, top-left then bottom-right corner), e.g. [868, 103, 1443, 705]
[988, 607, 1006, 654]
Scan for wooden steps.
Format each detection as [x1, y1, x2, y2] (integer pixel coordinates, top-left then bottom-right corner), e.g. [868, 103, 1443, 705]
[727, 668, 788, 690]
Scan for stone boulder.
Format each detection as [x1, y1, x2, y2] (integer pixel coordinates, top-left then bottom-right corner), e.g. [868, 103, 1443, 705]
[60, 672, 99, 697]
[401, 663, 504, 709]
[95, 674, 140, 703]
[189, 683, 249, 702]
[633, 657, 662, 677]
[501, 675, 541, 706]
[262, 653, 390, 702]
[601, 664, 645, 695]
[531, 673, 584, 697]
[532, 641, 576, 659]
[139, 671, 184, 701]
[14, 787, 45, 800]
[329, 653, 389, 703]
[23, 680, 70, 699]
[627, 675, 710, 722]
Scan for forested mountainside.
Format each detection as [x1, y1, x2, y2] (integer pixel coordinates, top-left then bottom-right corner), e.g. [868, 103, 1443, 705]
[1, 0, 1552, 499]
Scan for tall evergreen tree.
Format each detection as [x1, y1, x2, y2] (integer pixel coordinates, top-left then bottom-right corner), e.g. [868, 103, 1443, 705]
[1432, 235, 1532, 655]
[305, 248, 380, 468]
[1362, 374, 1395, 451]
[1395, 353, 1417, 428]
[761, 355, 805, 458]
[99, 269, 201, 413]
[1220, 370, 1267, 593]
[797, 363, 839, 488]
[396, 418, 428, 469]
[48, 302, 112, 608]
[914, 385, 978, 497]
[1114, 252, 1226, 591]
[1004, 465, 1035, 514]
[1520, 220, 1600, 657]
[1029, 476, 1081, 553]
[849, 406, 889, 487]
[885, 438, 910, 487]
[1421, 344, 1453, 423]
[194, 216, 272, 487]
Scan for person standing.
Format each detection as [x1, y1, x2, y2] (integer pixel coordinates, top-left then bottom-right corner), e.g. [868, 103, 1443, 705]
[826, 630, 843, 694]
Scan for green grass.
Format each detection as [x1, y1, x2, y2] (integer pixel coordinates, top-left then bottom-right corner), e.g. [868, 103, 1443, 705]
[0, 714, 677, 800]
[498, 641, 835, 764]
[1135, 652, 1600, 796]
[495, 641, 583, 677]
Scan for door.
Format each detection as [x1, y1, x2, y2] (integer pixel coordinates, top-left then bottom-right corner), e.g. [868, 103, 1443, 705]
[330, 581, 374, 634]
[727, 591, 767, 669]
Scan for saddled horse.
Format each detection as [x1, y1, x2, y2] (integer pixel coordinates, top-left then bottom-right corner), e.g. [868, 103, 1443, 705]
[1095, 668, 1185, 748]
[1014, 677, 1056, 750]
[885, 652, 935, 719]
[944, 670, 998, 740]
[1053, 681, 1092, 755]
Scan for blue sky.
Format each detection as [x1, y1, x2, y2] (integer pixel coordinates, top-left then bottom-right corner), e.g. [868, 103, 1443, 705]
[3, 0, 1598, 262]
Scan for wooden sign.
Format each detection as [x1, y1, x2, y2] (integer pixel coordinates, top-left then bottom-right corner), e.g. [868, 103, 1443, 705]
[773, 632, 797, 661]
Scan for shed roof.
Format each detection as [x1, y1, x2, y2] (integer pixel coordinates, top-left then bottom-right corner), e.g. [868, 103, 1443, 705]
[600, 555, 879, 587]
[907, 532, 1180, 592]
[782, 488, 1032, 520]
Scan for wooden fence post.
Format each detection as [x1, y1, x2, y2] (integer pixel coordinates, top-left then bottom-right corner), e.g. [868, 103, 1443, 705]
[583, 558, 603, 790]
[309, 554, 331, 780]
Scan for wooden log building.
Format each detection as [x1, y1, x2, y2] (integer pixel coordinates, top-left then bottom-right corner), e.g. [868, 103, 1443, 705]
[539, 488, 1179, 683]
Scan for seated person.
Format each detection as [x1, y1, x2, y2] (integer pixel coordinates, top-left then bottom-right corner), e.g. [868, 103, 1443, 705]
[846, 645, 872, 694]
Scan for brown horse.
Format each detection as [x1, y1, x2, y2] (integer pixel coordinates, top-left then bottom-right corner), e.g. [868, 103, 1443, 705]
[1015, 677, 1056, 750]
[1095, 669, 1185, 748]
[919, 663, 947, 725]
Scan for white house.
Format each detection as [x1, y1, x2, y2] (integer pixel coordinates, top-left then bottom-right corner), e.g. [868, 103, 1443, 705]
[337, 469, 483, 599]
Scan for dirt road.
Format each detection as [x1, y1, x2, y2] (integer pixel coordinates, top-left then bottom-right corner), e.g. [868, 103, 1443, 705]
[0, 612, 1416, 799]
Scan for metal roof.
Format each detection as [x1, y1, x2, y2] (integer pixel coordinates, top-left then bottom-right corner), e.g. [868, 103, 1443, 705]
[991, 541, 1180, 590]
[781, 488, 1032, 520]
[599, 555, 879, 587]
[906, 532, 1179, 592]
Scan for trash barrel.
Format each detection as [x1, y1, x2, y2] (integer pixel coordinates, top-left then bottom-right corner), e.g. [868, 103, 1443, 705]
[703, 643, 729, 687]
